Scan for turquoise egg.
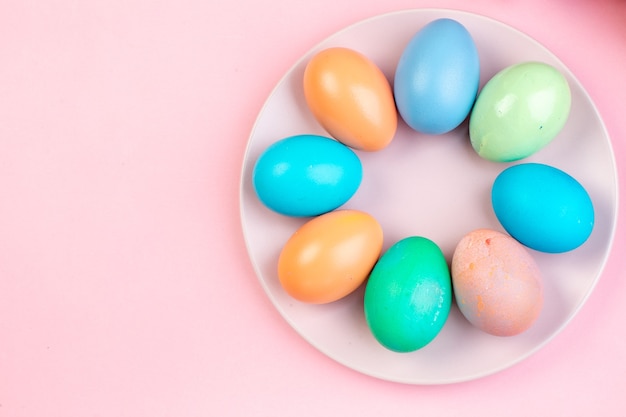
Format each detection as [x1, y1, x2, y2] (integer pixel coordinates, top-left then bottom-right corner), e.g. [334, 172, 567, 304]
[252, 134, 362, 217]
[394, 18, 480, 134]
[492, 163, 594, 253]
[364, 237, 452, 352]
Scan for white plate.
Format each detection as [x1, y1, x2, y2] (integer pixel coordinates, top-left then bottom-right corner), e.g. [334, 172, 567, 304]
[239, 9, 618, 384]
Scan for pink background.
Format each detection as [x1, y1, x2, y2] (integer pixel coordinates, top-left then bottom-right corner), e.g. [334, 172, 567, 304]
[1, 0, 624, 416]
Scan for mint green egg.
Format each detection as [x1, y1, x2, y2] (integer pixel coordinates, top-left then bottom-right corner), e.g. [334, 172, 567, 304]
[364, 237, 452, 353]
[469, 62, 571, 162]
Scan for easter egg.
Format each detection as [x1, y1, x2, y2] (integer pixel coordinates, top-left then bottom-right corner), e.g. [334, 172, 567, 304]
[252, 134, 362, 217]
[278, 209, 383, 304]
[451, 229, 543, 336]
[394, 18, 480, 134]
[364, 236, 452, 352]
[491, 163, 594, 253]
[470, 61, 571, 162]
[303, 47, 397, 151]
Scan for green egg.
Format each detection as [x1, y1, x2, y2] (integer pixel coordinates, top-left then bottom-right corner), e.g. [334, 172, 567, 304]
[469, 61, 571, 162]
[364, 237, 452, 353]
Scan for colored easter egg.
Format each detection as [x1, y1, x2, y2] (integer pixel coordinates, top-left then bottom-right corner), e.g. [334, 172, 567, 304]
[470, 62, 571, 162]
[364, 236, 452, 352]
[491, 163, 594, 253]
[278, 209, 383, 304]
[394, 18, 480, 134]
[252, 134, 362, 217]
[451, 229, 543, 336]
[303, 47, 397, 151]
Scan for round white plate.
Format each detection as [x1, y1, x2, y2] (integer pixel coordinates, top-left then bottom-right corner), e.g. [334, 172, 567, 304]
[239, 9, 618, 384]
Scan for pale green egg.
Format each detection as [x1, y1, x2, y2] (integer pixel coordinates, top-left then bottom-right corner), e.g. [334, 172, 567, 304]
[469, 62, 571, 162]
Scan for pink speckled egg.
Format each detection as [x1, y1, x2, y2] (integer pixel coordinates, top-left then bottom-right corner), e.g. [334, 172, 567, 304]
[451, 229, 543, 336]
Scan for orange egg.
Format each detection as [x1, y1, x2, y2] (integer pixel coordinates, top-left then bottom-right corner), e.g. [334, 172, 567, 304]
[303, 47, 397, 151]
[278, 209, 383, 304]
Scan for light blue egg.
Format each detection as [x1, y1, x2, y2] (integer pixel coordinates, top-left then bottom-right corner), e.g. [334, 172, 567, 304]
[252, 134, 362, 217]
[491, 163, 594, 253]
[394, 18, 480, 134]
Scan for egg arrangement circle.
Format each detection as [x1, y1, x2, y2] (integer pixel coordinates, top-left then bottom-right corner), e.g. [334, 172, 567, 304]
[240, 10, 617, 384]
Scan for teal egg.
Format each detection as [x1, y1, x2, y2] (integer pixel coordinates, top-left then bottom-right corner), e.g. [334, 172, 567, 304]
[364, 237, 452, 352]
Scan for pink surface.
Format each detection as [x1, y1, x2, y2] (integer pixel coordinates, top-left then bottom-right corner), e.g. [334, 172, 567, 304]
[1, 0, 624, 416]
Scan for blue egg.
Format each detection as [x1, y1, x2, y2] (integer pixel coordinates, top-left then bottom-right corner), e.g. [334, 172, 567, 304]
[394, 18, 480, 134]
[252, 134, 362, 217]
[492, 163, 594, 253]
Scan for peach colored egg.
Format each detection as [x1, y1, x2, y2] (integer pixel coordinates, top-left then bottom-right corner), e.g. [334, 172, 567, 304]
[303, 47, 397, 151]
[451, 229, 543, 336]
[278, 209, 383, 304]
